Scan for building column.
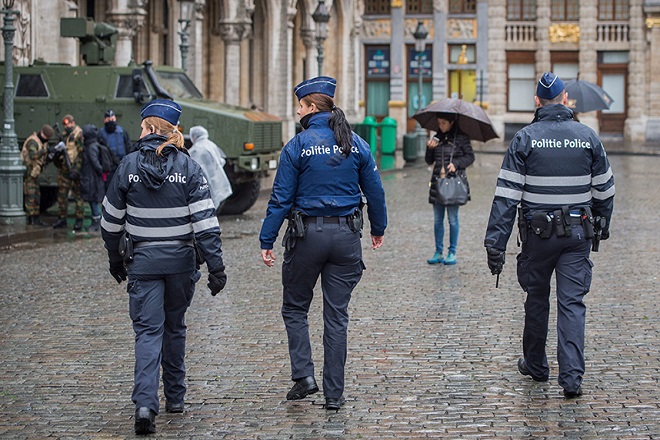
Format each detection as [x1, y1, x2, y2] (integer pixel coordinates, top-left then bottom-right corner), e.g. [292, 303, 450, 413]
[106, 0, 147, 67]
[301, 28, 316, 79]
[432, 0, 447, 101]
[389, 1, 406, 140]
[475, 0, 489, 108]
[486, 0, 506, 135]
[535, 1, 551, 75]
[578, 0, 599, 132]
[646, 18, 660, 141]
[219, 21, 250, 106]
[627, 1, 655, 143]
[189, 0, 206, 88]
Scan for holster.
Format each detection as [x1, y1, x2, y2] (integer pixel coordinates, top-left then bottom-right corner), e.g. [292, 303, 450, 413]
[282, 210, 307, 251]
[348, 208, 364, 236]
[580, 207, 595, 240]
[517, 207, 528, 245]
[118, 231, 134, 264]
[530, 211, 553, 239]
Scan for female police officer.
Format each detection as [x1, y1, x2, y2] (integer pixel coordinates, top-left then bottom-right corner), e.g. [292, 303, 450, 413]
[259, 76, 387, 411]
[101, 99, 226, 434]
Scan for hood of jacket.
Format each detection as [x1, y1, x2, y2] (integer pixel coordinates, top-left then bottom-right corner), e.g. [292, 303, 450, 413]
[532, 104, 575, 123]
[189, 125, 209, 144]
[82, 124, 99, 146]
[135, 133, 182, 190]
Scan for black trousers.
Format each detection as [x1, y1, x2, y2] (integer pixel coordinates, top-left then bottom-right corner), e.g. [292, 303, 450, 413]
[281, 217, 364, 399]
[517, 224, 592, 392]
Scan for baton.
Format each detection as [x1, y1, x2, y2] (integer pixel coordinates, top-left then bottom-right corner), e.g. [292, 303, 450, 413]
[496, 273, 500, 288]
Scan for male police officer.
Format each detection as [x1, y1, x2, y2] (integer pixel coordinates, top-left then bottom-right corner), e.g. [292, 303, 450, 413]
[98, 109, 133, 189]
[484, 72, 615, 398]
[21, 124, 55, 225]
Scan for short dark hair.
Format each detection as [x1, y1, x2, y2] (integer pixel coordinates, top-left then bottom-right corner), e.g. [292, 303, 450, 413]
[538, 89, 566, 106]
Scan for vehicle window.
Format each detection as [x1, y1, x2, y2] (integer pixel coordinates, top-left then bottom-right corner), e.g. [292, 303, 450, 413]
[116, 74, 150, 98]
[154, 71, 203, 99]
[16, 74, 49, 97]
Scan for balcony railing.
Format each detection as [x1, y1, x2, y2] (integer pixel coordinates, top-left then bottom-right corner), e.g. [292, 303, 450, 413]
[597, 21, 629, 43]
[505, 22, 537, 43]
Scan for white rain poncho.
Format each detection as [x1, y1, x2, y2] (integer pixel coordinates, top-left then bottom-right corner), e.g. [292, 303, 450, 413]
[188, 126, 233, 211]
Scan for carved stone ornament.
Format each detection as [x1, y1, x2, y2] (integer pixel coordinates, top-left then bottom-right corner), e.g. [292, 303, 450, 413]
[392, 0, 402, 7]
[219, 22, 251, 42]
[646, 18, 660, 29]
[362, 19, 391, 39]
[447, 19, 477, 39]
[549, 24, 580, 44]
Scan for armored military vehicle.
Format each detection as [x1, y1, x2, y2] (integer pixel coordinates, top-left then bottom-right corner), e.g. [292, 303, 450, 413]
[4, 17, 282, 214]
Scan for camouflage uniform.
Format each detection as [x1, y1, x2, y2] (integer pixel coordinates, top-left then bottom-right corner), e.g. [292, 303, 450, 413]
[56, 125, 85, 221]
[20, 133, 48, 216]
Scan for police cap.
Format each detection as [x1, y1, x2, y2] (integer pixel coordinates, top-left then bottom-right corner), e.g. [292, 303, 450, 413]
[140, 99, 182, 126]
[294, 76, 337, 100]
[536, 72, 565, 100]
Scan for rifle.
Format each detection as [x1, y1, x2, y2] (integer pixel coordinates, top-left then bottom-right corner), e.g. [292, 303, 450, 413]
[48, 122, 75, 176]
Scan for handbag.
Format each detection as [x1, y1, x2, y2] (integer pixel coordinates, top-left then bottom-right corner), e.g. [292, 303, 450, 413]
[435, 141, 469, 206]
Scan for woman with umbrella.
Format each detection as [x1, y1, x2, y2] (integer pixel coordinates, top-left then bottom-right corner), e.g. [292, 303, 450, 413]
[424, 112, 475, 265]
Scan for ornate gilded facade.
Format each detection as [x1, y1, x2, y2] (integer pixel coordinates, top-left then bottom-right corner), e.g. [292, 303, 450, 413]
[5, 0, 660, 145]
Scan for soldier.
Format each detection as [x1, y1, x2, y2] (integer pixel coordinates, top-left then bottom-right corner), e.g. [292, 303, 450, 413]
[21, 124, 55, 226]
[52, 114, 85, 231]
[484, 72, 615, 398]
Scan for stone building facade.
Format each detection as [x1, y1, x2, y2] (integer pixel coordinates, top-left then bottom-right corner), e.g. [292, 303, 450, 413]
[6, 0, 660, 146]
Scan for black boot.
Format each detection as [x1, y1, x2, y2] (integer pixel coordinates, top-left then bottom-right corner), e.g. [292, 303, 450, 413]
[73, 218, 83, 231]
[87, 216, 100, 232]
[52, 217, 67, 229]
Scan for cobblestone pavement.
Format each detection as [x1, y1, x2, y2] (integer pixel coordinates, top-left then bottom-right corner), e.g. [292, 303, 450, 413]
[0, 152, 658, 439]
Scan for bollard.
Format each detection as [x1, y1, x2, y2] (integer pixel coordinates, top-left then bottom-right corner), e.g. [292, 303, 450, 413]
[363, 116, 379, 156]
[403, 133, 418, 163]
[380, 117, 397, 155]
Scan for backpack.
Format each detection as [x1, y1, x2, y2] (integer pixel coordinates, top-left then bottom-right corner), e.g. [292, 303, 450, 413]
[98, 142, 115, 173]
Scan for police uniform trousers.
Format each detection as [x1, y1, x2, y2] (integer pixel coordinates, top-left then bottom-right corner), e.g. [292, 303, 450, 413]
[281, 216, 364, 399]
[128, 269, 200, 413]
[516, 223, 593, 392]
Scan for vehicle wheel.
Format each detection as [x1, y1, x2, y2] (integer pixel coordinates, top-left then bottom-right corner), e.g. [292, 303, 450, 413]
[219, 179, 261, 215]
[39, 186, 59, 213]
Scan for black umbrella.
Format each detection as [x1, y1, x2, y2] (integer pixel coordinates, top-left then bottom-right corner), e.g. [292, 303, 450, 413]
[412, 98, 499, 142]
[564, 79, 614, 113]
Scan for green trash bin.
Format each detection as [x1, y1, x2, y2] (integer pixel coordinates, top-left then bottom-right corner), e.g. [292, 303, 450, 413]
[362, 116, 378, 156]
[403, 133, 418, 163]
[380, 117, 397, 155]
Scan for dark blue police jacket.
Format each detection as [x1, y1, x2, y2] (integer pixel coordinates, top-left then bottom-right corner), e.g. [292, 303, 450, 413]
[101, 133, 224, 275]
[484, 104, 615, 251]
[259, 112, 387, 250]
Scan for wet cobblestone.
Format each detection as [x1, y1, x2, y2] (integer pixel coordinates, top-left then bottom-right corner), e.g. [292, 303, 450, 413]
[0, 152, 658, 439]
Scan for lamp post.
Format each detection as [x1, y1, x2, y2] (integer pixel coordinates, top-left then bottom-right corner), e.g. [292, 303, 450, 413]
[413, 20, 428, 113]
[178, 0, 194, 72]
[312, 0, 330, 75]
[0, 0, 24, 224]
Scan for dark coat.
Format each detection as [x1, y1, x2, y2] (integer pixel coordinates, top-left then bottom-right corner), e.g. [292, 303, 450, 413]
[80, 125, 106, 203]
[425, 126, 475, 204]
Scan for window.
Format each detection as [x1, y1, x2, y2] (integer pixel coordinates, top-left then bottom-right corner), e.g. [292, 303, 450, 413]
[598, 0, 629, 20]
[551, 0, 579, 21]
[507, 0, 537, 21]
[406, 0, 433, 14]
[365, 0, 390, 15]
[507, 52, 536, 111]
[448, 0, 476, 14]
[449, 44, 476, 64]
[551, 51, 578, 83]
[365, 46, 391, 118]
[16, 74, 49, 97]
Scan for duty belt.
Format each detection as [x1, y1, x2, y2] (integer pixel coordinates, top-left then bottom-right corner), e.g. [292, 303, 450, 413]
[303, 216, 342, 224]
[134, 239, 194, 248]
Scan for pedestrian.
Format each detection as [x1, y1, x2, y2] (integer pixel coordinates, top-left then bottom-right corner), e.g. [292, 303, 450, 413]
[101, 99, 227, 435]
[188, 125, 233, 214]
[484, 72, 615, 398]
[80, 124, 105, 232]
[20, 124, 55, 226]
[53, 114, 85, 231]
[425, 113, 474, 265]
[259, 76, 387, 411]
[98, 109, 134, 190]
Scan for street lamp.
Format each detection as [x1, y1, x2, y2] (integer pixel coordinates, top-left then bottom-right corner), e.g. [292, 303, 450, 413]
[312, 0, 330, 75]
[413, 20, 428, 113]
[0, 0, 24, 224]
[178, 0, 194, 72]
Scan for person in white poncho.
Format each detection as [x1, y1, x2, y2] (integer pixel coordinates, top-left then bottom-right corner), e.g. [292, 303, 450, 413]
[188, 126, 233, 214]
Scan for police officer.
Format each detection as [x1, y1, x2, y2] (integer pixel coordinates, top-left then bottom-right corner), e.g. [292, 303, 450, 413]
[259, 76, 387, 411]
[98, 109, 134, 189]
[21, 124, 55, 226]
[484, 72, 615, 398]
[101, 99, 226, 435]
[53, 114, 85, 231]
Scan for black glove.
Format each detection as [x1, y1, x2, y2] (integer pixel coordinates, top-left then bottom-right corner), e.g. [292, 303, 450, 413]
[109, 260, 127, 284]
[486, 247, 505, 275]
[207, 266, 227, 296]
